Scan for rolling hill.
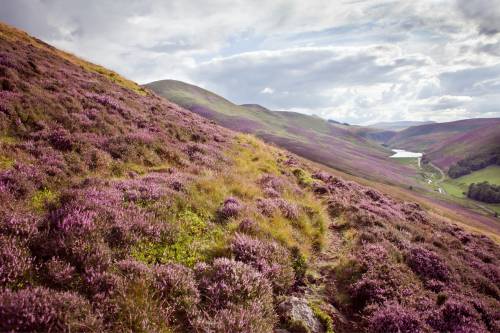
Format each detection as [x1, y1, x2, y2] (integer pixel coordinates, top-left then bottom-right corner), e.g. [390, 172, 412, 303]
[388, 118, 500, 170]
[1, 22, 499, 333]
[145, 80, 418, 187]
[369, 120, 435, 131]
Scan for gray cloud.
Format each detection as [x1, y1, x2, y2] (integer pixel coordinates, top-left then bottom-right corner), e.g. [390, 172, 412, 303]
[456, 0, 500, 35]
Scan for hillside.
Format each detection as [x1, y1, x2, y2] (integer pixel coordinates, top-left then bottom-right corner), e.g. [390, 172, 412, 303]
[388, 118, 500, 170]
[369, 121, 435, 131]
[145, 80, 418, 187]
[1, 22, 499, 333]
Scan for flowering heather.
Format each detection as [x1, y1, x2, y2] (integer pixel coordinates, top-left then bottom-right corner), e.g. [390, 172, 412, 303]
[0, 287, 103, 332]
[369, 303, 423, 333]
[406, 247, 450, 282]
[154, 263, 200, 318]
[43, 257, 76, 288]
[237, 218, 260, 234]
[0, 235, 31, 287]
[257, 197, 299, 220]
[217, 196, 243, 220]
[427, 299, 487, 332]
[194, 258, 275, 325]
[231, 233, 295, 293]
[47, 128, 74, 151]
[0, 212, 38, 238]
[54, 207, 97, 235]
[116, 259, 151, 279]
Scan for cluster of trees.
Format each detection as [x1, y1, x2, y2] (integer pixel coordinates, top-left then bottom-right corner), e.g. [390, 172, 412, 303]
[448, 149, 500, 178]
[467, 181, 500, 203]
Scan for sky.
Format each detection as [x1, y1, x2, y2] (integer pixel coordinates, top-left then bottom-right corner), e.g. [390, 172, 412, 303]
[1, 0, 500, 125]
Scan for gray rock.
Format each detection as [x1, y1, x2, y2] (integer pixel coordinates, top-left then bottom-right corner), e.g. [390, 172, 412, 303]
[277, 297, 324, 333]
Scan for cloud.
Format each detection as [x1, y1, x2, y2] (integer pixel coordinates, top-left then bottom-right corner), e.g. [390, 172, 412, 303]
[260, 87, 275, 94]
[456, 0, 500, 35]
[0, 0, 499, 123]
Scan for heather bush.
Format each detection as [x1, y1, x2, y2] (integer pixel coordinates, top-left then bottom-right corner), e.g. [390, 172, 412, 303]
[83, 268, 122, 304]
[0, 163, 46, 198]
[0, 235, 31, 287]
[42, 257, 76, 288]
[154, 263, 200, 320]
[237, 218, 260, 235]
[0, 287, 103, 332]
[217, 196, 242, 221]
[195, 258, 274, 315]
[192, 299, 276, 333]
[52, 207, 97, 236]
[116, 259, 151, 279]
[48, 128, 74, 151]
[257, 197, 299, 220]
[230, 233, 295, 293]
[428, 298, 486, 332]
[369, 303, 423, 333]
[0, 212, 38, 238]
[406, 247, 450, 282]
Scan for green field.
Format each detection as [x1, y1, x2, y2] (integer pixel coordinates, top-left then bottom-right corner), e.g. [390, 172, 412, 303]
[456, 165, 500, 185]
[441, 166, 500, 214]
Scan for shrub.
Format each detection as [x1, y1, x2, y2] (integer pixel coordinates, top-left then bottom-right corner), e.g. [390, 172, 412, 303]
[0, 287, 102, 332]
[192, 258, 276, 332]
[369, 303, 423, 333]
[406, 247, 450, 282]
[230, 233, 295, 293]
[0, 212, 38, 238]
[257, 198, 299, 220]
[217, 197, 242, 221]
[43, 257, 76, 288]
[195, 258, 274, 314]
[237, 218, 259, 235]
[154, 263, 200, 318]
[48, 128, 73, 151]
[428, 299, 485, 332]
[192, 300, 276, 333]
[52, 207, 97, 235]
[0, 235, 31, 287]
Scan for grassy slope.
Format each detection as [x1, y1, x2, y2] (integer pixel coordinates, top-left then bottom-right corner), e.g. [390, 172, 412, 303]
[440, 166, 500, 214]
[145, 80, 418, 187]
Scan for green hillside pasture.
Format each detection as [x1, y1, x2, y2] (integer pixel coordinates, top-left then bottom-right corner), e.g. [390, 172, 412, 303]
[441, 166, 500, 214]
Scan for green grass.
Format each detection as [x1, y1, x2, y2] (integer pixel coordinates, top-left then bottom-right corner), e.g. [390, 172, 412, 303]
[392, 157, 419, 168]
[443, 166, 500, 197]
[455, 165, 500, 186]
[441, 166, 500, 215]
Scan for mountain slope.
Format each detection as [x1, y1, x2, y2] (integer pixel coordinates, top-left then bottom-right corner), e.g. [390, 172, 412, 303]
[1, 22, 499, 333]
[388, 118, 500, 170]
[145, 80, 418, 187]
[370, 120, 436, 131]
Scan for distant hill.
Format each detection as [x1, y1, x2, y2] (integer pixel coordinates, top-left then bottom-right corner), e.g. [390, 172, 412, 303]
[388, 118, 500, 170]
[145, 80, 418, 186]
[370, 120, 436, 131]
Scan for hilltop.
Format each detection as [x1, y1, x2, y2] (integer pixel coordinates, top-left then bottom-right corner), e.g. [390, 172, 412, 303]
[0, 22, 499, 333]
[369, 121, 436, 132]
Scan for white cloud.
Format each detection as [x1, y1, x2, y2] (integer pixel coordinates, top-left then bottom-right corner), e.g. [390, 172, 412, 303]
[260, 87, 275, 94]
